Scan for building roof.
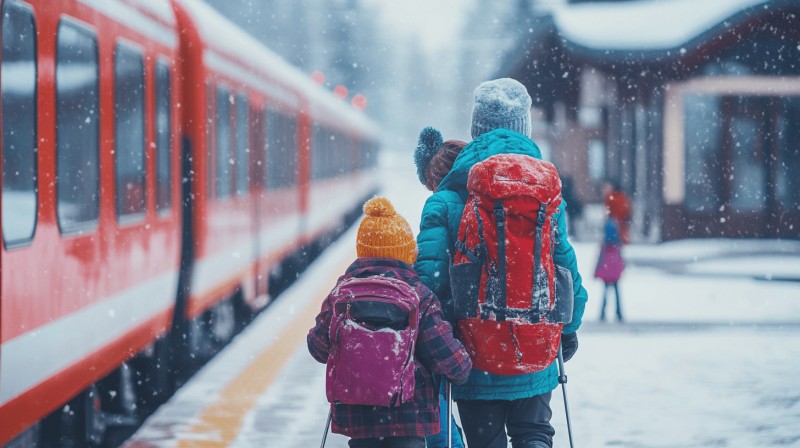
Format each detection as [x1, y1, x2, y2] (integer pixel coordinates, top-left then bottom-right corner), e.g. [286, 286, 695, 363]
[500, 0, 800, 111]
[552, 0, 767, 52]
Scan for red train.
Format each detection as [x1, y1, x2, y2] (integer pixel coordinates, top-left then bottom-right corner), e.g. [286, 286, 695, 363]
[0, 0, 380, 445]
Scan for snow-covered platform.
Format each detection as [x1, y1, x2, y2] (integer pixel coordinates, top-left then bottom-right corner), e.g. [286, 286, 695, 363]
[123, 157, 800, 448]
[122, 224, 358, 448]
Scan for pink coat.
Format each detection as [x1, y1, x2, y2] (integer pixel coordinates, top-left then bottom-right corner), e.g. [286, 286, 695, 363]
[594, 244, 625, 283]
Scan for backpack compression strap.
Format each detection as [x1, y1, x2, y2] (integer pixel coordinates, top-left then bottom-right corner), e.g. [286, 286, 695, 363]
[532, 202, 547, 315]
[470, 198, 504, 322]
[492, 201, 507, 322]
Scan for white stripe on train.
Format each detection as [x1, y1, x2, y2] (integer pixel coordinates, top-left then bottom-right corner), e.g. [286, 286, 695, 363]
[0, 271, 179, 406]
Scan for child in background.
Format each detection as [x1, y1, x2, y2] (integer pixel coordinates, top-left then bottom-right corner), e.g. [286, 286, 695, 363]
[307, 196, 472, 448]
[595, 216, 626, 321]
[602, 179, 632, 244]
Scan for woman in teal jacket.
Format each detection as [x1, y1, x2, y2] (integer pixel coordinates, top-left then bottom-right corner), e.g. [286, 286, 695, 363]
[414, 78, 588, 448]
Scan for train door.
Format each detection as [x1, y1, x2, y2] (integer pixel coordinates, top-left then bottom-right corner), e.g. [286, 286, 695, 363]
[251, 106, 268, 307]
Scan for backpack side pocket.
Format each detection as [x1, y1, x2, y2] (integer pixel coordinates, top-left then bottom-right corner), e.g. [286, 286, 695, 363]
[548, 264, 574, 324]
[450, 262, 481, 320]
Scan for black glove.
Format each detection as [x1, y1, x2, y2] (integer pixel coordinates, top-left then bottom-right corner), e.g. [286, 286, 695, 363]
[561, 332, 578, 362]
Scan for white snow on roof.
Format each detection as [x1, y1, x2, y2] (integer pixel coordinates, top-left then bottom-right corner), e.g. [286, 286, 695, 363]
[76, 0, 176, 47]
[175, 0, 380, 139]
[125, 0, 176, 24]
[553, 0, 768, 51]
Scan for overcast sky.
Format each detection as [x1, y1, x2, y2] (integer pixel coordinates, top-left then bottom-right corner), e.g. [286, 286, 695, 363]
[365, 0, 475, 54]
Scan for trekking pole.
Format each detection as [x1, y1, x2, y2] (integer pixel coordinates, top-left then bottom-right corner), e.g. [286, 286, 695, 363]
[557, 346, 575, 448]
[320, 408, 332, 448]
[446, 379, 453, 448]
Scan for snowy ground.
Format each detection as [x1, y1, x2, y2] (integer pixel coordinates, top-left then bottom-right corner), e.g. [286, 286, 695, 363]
[125, 151, 800, 448]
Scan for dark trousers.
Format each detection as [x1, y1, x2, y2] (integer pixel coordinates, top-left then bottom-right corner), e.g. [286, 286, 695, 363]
[599, 282, 623, 321]
[348, 436, 426, 448]
[456, 392, 555, 448]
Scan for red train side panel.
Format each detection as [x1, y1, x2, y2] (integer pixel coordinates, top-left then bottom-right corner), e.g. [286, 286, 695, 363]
[173, 0, 379, 322]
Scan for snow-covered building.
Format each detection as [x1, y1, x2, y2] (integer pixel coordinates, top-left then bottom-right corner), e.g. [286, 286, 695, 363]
[499, 0, 800, 241]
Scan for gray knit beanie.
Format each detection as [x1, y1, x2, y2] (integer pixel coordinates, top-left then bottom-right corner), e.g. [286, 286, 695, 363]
[470, 78, 532, 139]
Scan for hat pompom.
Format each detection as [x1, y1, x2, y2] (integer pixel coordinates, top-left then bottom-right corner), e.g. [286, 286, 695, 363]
[414, 127, 443, 185]
[363, 196, 396, 218]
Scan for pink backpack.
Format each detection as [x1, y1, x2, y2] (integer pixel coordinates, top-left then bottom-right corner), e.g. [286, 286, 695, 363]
[326, 276, 420, 407]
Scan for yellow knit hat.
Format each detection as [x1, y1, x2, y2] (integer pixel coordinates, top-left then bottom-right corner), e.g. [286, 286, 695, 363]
[356, 197, 418, 265]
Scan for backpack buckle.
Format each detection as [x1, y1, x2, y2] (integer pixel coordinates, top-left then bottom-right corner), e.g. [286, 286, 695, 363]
[537, 207, 546, 226]
[493, 202, 505, 222]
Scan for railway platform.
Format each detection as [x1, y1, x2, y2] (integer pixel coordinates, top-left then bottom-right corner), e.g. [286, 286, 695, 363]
[123, 225, 357, 448]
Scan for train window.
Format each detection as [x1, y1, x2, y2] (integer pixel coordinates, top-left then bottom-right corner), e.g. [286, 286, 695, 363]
[334, 132, 343, 177]
[265, 109, 298, 189]
[337, 132, 348, 177]
[2, 1, 37, 246]
[235, 94, 249, 195]
[351, 138, 360, 172]
[260, 107, 269, 188]
[206, 81, 214, 199]
[250, 109, 264, 190]
[325, 128, 331, 177]
[323, 127, 338, 179]
[361, 141, 378, 170]
[318, 131, 324, 179]
[215, 86, 232, 198]
[326, 130, 334, 179]
[310, 124, 316, 180]
[56, 20, 100, 232]
[114, 42, 146, 219]
[311, 124, 326, 181]
[282, 114, 298, 187]
[342, 134, 353, 175]
[265, 109, 278, 189]
[155, 60, 171, 212]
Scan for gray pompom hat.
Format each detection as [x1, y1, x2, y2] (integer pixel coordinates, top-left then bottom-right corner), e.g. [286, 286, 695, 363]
[470, 78, 532, 139]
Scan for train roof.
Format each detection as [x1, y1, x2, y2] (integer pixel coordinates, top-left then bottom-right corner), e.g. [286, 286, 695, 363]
[76, 0, 177, 48]
[174, 0, 380, 140]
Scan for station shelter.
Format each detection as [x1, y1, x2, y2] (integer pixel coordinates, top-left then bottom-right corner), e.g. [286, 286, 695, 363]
[500, 0, 800, 240]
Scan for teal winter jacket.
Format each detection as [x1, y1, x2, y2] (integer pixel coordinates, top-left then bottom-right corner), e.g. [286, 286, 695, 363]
[413, 128, 589, 400]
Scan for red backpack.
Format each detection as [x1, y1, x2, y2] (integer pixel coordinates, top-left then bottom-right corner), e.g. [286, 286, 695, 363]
[449, 154, 574, 375]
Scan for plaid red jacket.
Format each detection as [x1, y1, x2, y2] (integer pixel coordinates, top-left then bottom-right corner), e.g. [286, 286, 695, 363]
[307, 257, 472, 439]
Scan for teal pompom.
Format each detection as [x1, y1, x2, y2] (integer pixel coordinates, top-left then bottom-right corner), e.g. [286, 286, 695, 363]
[413, 127, 443, 185]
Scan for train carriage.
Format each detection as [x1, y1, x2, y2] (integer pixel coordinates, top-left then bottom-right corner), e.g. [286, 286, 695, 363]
[0, 0, 380, 445]
[1, 0, 182, 444]
[172, 0, 380, 357]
